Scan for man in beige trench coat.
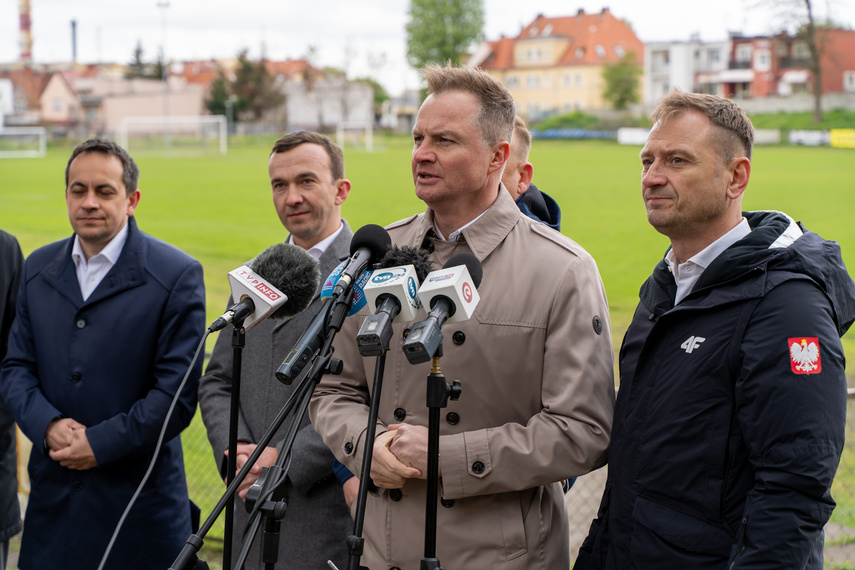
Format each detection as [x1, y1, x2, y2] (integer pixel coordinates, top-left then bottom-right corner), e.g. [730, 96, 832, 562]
[309, 64, 616, 570]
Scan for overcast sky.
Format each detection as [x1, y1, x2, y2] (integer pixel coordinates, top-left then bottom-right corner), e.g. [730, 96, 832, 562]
[1, 0, 853, 96]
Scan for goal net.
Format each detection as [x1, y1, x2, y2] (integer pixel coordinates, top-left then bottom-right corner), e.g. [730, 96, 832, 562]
[118, 115, 227, 156]
[0, 127, 47, 158]
[336, 121, 373, 152]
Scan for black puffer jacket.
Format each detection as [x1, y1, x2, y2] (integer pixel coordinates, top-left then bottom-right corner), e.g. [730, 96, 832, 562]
[577, 211, 855, 570]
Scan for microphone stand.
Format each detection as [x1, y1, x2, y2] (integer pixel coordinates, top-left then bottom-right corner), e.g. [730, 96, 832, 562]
[223, 324, 247, 570]
[343, 349, 388, 570]
[421, 345, 461, 570]
[169, 298, 345, 570]
[238, 287, 355, 570]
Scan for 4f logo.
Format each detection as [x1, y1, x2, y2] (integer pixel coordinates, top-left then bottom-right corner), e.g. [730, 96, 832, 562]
[681, 335, 705, 354]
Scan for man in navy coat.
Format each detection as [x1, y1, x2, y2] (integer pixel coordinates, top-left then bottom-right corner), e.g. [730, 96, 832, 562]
[0, 139, 206, 569]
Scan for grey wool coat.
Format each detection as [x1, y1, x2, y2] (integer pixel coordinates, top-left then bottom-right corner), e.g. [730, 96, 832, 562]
[199, 221, 353, 570]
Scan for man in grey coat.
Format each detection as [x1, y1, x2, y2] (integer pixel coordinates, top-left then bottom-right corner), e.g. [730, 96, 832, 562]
[199, 131, 355, 569]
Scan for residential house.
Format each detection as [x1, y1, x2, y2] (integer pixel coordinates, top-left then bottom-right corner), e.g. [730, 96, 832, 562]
[471, 8, 644, 118]
[722, 28, 855, 99]
[645, 35, 730, 103]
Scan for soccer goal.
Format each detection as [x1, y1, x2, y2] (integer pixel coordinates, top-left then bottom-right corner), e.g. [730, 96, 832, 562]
[336, 120, 373, 152]
[118, 115, 227, 156]
[0, 127, 47, 158]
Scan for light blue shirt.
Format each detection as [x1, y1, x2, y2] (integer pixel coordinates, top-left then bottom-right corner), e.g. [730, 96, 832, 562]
[71, 221, 130, 301]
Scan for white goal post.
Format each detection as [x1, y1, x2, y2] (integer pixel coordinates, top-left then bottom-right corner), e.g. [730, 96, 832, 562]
[0, 127, 47, 158]
[118, 115, 227, 156]
[336, 121, 373, 152]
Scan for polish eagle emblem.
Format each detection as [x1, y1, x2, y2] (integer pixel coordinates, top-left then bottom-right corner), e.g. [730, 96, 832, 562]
[788, 337, 822, 375]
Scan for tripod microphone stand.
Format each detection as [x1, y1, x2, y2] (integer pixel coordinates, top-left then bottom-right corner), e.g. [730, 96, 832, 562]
[420, 345, 461, 570]
[170, 289, 352, 570]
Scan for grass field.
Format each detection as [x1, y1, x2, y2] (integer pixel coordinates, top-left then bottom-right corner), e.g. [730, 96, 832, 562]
[1, 134, 854, 555]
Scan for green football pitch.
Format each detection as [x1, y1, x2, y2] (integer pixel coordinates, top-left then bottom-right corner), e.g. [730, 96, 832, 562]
[1, 134, 854, 551]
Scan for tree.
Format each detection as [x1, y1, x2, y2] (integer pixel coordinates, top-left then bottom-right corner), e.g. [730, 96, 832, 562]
[125, 41, 161, 80]
[762, 0, 838, 122]
[204, 50, 285, 122]
[406, 0, 484, 69]
[602, 52, 642, 110]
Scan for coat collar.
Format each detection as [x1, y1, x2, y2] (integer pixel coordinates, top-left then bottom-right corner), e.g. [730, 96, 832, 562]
[404, 187, 522, 263]
[42, 217, 147, 309]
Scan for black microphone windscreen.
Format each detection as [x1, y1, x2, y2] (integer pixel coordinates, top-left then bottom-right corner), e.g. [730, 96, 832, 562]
[377, 245, 435, 282]
[250, 243, 320, 319]
[444, 253, 483, 288]
[350, 224, 392, 260]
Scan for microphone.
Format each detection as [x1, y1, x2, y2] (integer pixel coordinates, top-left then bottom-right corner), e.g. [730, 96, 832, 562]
[401, 253, 483, 364]
[357, 246, 434, 356]
[209, 243, 320, 333]
[319, 259, 371, 316]
[274, 261, 371, 385]
[332, 224, 392, 297]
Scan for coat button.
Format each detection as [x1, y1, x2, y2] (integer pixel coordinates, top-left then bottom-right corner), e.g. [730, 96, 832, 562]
[452, 331, 465, 345]
[76, 319, 86, 329]
[402, 327, 410, 340]
[592, 315, 603, 335]
[391, 567, 402, 570]
[72, 481, 84, 490]
[344, 442, 354, 454]
[71, 372, 81, 383]
[393, 408, 406, 421]
[446, 412, 459, 425]
[440, 498, 454, 508]
[389, 489, 402, 502]
[472, 461, 485, 474]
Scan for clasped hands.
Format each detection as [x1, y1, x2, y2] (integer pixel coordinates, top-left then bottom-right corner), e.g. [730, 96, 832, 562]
[45, 417, 97, 470]
[371, 423, 436, 489]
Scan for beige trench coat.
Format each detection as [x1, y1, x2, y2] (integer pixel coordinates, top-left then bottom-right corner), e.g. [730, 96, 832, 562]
[310, 189, 615, 570]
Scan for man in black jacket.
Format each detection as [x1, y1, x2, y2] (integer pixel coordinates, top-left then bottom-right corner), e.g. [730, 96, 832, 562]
[0, 230, 23, 569]
[576, 89, 855, 569]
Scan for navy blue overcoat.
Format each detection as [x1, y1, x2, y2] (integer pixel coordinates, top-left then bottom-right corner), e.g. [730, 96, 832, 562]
[1, 217, 205, 569]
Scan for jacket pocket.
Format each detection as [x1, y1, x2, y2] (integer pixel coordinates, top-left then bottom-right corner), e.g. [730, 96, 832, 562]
[632, 495, 733, 556]
[496, 491, 527, 560]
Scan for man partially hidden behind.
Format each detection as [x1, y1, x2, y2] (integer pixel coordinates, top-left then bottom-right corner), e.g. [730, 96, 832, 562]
[199, 131, 355, 569]
[575, 89, 854, 569]
[501, 115, 561, 231]
[0, 139, 205, 569]
[310, 64, 615, 569]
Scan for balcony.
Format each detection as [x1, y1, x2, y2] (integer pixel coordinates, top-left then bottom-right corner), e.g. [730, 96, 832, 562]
[779, 57, 811, 69]
[729, 61, 752, 70]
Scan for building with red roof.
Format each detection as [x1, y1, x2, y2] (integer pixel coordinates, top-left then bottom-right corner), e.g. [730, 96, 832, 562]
[471, 8, 644, 117]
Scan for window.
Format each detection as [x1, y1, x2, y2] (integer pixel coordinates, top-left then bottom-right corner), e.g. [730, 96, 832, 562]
[595, 44, 606, 58]
[755, 49, 771, 72]
[542, 24, 553, 36]
[53, 98, 62, 112]
[708, 49, 720, 63]
[527, 74, 540, 89]
[564, 73, 572, 87]
[615, 45, 625, 58]
[844, 71, 855, 93]
[506, 75, 519, 89]
[575, 47, 585, 59]
[576, 73, 583, 87]
[736, 44, 752, 62]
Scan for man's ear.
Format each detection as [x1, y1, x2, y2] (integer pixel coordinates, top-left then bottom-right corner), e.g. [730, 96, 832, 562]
[727, 157, 750, 200]
[489, 141, 510, 175]
[334, 178, 351, 205]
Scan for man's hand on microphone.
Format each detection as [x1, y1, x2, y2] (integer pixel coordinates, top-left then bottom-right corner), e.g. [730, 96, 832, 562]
[371, 429, 421, 488]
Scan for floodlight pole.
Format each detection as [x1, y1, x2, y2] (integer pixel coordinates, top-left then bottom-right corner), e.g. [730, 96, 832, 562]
[158, 1, 171, 148]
